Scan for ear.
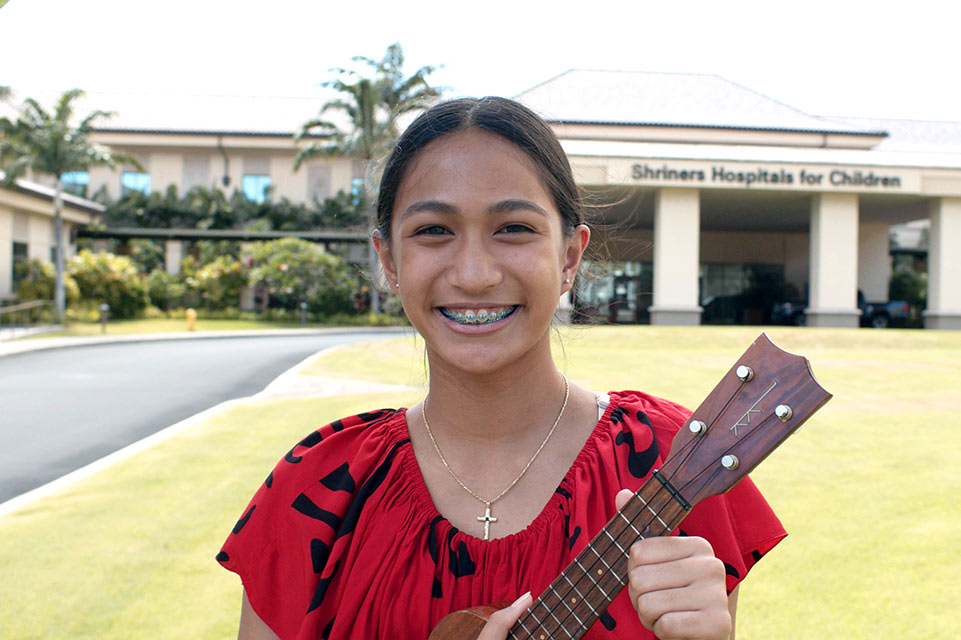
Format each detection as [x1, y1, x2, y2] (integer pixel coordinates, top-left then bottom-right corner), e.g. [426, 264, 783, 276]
[561, 224, 590, 292]
[371, 230, 399, 289]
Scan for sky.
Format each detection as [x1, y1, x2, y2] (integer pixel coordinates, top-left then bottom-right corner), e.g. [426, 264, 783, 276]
[2, 0, 961, 122]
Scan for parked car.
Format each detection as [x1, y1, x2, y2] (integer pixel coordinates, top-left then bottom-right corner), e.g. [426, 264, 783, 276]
[771, 291, 910, 328]
[859, 291, 910, 328]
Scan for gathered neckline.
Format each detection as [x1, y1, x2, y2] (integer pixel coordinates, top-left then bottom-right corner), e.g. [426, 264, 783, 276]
[385, 391, 622, 546]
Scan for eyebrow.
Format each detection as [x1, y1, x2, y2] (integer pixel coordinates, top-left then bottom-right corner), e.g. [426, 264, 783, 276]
[400, 198, 550, 220]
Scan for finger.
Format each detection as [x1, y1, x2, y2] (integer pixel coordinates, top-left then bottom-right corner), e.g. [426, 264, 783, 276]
[629, 549, 726, 596]
[629, 535, 715, 567]
[651, 607, 732, 640]
[477, 592, 532, 640]
[614, 488, 634, 511]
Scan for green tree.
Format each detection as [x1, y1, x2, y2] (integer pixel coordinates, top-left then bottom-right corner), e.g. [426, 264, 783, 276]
[249, 238, 357, 317]
[294, 42, 440, 312]
[0, 89, 139, 320]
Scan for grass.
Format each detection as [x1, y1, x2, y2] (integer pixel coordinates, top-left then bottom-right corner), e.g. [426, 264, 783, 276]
[1, 326, 959, 638]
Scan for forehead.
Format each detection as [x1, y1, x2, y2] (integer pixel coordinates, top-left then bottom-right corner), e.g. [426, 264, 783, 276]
[393, 128, 556, 213]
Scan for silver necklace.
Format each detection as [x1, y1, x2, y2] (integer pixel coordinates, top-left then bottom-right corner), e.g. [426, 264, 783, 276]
[421, 375, 570, 540]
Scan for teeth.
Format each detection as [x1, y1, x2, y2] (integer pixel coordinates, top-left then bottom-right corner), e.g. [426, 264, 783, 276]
[441, 306, 517, 325]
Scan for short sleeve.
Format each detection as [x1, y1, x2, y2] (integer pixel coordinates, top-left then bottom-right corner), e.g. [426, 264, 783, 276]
[216, 409, 403, 639]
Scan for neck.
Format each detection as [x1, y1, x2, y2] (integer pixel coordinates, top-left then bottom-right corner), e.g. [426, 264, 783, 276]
[423, 340, 564, 443]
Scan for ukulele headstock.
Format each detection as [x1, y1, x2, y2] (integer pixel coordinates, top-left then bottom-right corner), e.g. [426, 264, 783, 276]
[659, 332, 832, 507]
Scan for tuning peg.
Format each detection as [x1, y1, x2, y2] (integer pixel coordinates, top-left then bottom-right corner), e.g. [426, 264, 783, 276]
[721, 454, 739, 470]
[736, 365, 754, 382]
[688, 420, 707, 435]
[775, 404, 793, 422]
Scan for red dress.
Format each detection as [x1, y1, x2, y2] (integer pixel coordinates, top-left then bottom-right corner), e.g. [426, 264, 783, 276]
[218, 390, 786, 639]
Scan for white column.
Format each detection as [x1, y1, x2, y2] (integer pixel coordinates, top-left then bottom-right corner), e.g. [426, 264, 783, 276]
[807, 193, 861, 327]
[165, 240, 185, 275]
[924, 197, 961, 330]
[649, 188, 702, 325]
[858, 222, 891, 302]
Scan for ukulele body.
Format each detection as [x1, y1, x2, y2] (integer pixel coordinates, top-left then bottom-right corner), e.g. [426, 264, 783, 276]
[428, 604, 499, 639]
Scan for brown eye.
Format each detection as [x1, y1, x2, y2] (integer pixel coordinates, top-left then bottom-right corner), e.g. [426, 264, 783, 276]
[414, 225, 450, 236]
[498, 224, 534, 234]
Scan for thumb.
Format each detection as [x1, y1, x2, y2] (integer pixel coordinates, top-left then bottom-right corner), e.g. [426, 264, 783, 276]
[614, 488, 634, 511]
[477, 592, 532, 640]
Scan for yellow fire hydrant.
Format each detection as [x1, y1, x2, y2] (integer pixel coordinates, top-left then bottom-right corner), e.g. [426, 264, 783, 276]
[186, 308, 197, 331]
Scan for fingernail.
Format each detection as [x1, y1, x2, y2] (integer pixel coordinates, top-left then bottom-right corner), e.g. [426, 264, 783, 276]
[511, 591, 532, 608]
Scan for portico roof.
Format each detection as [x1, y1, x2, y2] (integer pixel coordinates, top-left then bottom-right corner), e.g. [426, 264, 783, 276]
[516, 70, 886, 137]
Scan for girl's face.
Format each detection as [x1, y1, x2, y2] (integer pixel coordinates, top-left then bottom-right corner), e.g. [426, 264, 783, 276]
[375, 128, 589, 377]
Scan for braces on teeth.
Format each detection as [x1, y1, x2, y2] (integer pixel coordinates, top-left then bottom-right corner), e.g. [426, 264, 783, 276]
[443, 307, 516, 324]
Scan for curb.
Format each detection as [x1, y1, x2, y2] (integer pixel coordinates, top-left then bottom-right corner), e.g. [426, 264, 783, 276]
[0, 396, 248, 518]
[0, 325, 410, 359]
[0, 332, 418, 518]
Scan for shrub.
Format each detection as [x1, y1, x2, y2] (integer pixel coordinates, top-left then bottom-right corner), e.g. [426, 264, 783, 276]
[193, 256, 248, 310]
[68, 250, 148, 319]
[145, 269, 187, 312]
[14, 258, 80, 306]
[248, 238, 357, 317]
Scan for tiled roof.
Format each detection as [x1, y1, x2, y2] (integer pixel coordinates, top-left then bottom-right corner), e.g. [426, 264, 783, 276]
[515, 70, 885, 136]
[1, 87, 336, 137]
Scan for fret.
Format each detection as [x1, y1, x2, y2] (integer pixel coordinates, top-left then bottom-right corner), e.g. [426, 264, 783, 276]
[637, 494, 670, 530]
[547, 607, 575, 639]
[588, 545, 615, 574]
[561, 573, 589, 601]
[528, 607, 544, 626]
[549, 584, 578, 617]
[618, 511, 644, 538]
[602, 528, 627, 555]
[515, 618, 533, 636]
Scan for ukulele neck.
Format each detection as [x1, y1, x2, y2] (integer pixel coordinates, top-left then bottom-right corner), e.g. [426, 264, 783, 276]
[511, 473, 690, 639]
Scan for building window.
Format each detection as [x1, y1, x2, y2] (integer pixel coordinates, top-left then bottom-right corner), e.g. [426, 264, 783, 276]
[61, 171, 90, 197]
[121, 171, 151, 196]
[12, 242, 28, 288]
[242, 175, 271, 203]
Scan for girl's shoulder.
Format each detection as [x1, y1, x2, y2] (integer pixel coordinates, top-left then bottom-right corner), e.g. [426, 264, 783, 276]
[605, 389, 692, 434]
[265, 407, 410, 493]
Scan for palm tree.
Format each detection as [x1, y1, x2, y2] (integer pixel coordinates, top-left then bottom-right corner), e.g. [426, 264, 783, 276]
[294, 43, 440, 313]
[0, 89, 139, 321]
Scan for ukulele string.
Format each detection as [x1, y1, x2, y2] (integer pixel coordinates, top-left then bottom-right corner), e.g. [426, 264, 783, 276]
[657, 378, 749, 478]
[673, 410, 782, 502]
[514, 481, 686, 639]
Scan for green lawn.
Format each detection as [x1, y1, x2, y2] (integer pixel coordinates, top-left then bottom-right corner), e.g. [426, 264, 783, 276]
[28, 317, 314, 338]
[1, 326, 959, 638]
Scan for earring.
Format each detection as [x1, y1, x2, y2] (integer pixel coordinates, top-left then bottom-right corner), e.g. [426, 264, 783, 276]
[564, 277, 571, 284]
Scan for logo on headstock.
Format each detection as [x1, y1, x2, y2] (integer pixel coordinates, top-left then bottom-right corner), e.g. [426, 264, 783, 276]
[730, 381, 778, 436]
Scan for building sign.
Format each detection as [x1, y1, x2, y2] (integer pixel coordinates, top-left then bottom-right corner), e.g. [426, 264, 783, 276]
[631, 163, 904, 189]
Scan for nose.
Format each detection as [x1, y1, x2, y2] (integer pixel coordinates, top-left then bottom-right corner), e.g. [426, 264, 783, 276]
[446, 233, 503, 293]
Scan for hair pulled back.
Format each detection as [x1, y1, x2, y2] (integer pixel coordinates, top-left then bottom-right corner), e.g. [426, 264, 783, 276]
[376, 97, 584, 239]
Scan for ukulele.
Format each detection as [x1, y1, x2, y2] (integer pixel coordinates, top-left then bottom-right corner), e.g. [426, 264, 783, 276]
[429, 332, 832, 640]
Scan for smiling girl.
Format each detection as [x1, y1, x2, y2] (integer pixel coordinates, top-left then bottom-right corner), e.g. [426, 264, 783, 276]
[219, 97, 785, 640]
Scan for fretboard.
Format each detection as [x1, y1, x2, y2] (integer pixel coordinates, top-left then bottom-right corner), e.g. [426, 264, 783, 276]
[509, 472, 691, 640]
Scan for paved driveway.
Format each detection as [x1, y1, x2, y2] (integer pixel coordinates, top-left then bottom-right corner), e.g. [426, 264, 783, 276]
[0, 330, 403, 503]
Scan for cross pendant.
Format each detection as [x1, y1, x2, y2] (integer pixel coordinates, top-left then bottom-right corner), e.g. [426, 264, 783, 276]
[477, 502, 497, 541]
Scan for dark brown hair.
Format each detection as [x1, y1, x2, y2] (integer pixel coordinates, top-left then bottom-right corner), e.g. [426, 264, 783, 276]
[376, 97, 584, 239]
